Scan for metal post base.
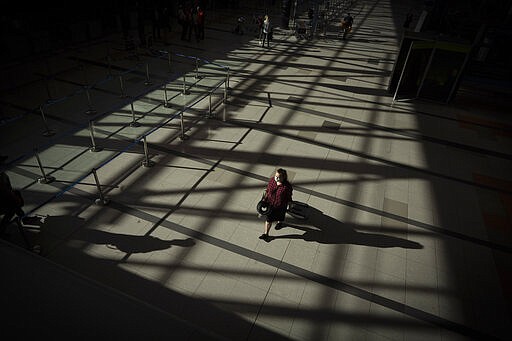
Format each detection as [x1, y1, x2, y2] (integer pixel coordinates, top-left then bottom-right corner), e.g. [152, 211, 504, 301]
[95, 197, 110, 205]
[142, 160, 155, 168]
[130, 122, 141, 127]
[43, 129, 55, 137]
[179, 134, 189, 141]
[90, 146, 103, 152]
[85, 109, 97, 115]
[38, 175, 55, 184]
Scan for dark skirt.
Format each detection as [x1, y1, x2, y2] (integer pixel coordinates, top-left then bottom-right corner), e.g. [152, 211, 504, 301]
[266, 206, 286, 223]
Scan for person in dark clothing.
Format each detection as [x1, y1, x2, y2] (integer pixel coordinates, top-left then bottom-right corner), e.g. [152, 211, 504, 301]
[403, 11, 413, 28]
[0, 156, 26, 237]
[151, 2, 162, 40]
[195, 5, 205, 41]
[259, 168, 293, 242]
[178, 3, 193, 41]
[341, 13, 353, 40]
[136, 1, 147, 47]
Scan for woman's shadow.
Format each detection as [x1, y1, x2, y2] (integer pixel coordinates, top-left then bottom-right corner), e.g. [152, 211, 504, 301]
[29, 215, 195, 255]
[271, 204, 422, 249]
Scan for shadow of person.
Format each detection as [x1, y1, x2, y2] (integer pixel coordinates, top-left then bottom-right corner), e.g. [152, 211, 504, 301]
[272, 206, 422, 249]
[86, 230, 195, 253]
[34, 215, 195, 254]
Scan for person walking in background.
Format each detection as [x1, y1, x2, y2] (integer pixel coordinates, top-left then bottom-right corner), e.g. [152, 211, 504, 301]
[340, 12, 353, 40]
[261, 15, 272, 48]
[259, 168, 293, 242]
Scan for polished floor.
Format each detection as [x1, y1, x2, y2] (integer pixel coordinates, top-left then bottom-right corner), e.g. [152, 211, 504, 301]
[1, 1, 511, 340]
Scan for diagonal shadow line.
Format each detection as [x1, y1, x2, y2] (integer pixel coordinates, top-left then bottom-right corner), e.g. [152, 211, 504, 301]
[107, 200, 499, 341]
[269, 99, 512, 160]
[221, 117, 512, 195]
[151, 144, 512, 254]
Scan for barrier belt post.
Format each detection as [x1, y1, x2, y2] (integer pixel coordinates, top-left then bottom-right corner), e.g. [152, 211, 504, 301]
[195, 57, 202, 79]
[223, 79, 228, 103]
[85, 87, 97, 115]
[182, 74, 189, 95]
[144, 63, 152, 85]
[107, 55, 112, 76]
[168, 50, 172, 72]
[45, 75, 54, 101]
[180, 109, 189, 140]
[39, 105, 55, 137]
[89, 120, 102, 152]
[163, 85, 169, 107]
[92, 168, 110, 205]
[222, 97, 227, 122]
[141, 136, 155, 167]
[130, 102, 141, 127]
[34, 148, 55, 184]
[226, 67, 230, 90]
[80, 63, 88, 86]
[207, 93, 212, 118]
[119, 75, 127, 97]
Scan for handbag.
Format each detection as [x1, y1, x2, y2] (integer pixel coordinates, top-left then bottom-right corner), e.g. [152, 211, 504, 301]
[256, 189, 272, 216]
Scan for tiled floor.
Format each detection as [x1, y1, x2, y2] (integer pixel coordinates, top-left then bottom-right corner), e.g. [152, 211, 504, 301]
[1, 1, 511, 340]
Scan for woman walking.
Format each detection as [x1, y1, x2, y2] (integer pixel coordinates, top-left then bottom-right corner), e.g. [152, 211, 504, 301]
[259, 168, 293, 242]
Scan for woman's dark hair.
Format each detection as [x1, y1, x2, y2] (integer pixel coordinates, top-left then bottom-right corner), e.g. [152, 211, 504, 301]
[276, 168, 288, 183]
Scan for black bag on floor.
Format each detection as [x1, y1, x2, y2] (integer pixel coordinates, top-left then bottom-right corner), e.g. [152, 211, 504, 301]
[287, 201, 309, 220]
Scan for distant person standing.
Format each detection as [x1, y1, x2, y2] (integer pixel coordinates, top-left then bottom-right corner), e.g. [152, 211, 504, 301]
[403, 11, 413, 28]
[196, 5, 205, 41]
[261, 15, 272, 48]
[136, 1, 147, 47]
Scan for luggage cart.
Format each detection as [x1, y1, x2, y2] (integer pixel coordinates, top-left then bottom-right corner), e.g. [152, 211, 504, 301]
[294, 18, 312, 40]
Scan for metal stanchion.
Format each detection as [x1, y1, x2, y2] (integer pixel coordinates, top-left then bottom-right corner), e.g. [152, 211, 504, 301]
[195, 57, 202, 79]
[43, 58, 55, 100]
[179, 109, 189, 140]
[226, 67, 230, 90]
[45, 75, 54, 101]
[163, 85, 170, 107]
[106, 44, 112, 76]
[107, 55, 112, 77]
[39, 105, 55, 137]
[85, 86, 97, 115]
[119, 75, 128, 97]
[92, 168, 109, 205]
[80, 63, 88, 86]
[168, 50, 172, 72]
[141, 136, 155, 167]
[88, 120, 102, 152]
[130, 102, 141, 127]
[144, 63, 152, 85]
[207, 93, 212, 118]
[182, 74, 189, 95]
[267, 92, 272, 107]
[223, 80, 228, 103]
[34, 148, 55, 184]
